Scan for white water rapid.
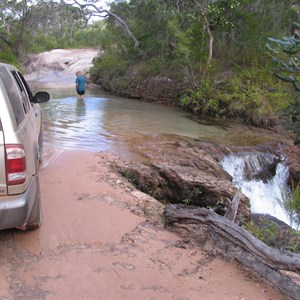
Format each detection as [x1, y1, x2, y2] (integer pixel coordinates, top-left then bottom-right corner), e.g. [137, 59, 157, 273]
[221, 152, 299, 229]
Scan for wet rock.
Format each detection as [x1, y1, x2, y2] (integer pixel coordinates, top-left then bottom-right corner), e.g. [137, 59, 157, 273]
[223, 142, 298, 184]
[114, 137, 251, 224]
[282, 144, 300, 184]
[242, 152, 279, 182]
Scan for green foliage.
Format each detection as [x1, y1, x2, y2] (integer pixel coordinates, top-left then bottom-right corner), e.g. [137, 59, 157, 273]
[0, 45, 18, 65]
[30, 32, 58, 53]
[73, 21, 106, 48]
[206, 0, 240, 31]
[245, 219, 300, 253]
[90, 54, 131, 90]
[107, 0, 172, 61]
[284, 182, 300, 215]
[0, 0, 99, 57]
[136, 57, 166, 75]
[180, 66, 292, 126]
[230, 0, 295, 66]
[245, 221, 278, 244]
[267, 23, 300, 144]
[180, 79, 216, 114]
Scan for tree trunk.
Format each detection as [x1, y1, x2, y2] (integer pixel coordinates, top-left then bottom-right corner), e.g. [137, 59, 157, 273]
[202, 14, 214, 79]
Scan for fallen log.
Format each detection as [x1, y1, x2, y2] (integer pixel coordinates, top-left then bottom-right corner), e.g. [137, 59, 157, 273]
[164, 204, 300, 300]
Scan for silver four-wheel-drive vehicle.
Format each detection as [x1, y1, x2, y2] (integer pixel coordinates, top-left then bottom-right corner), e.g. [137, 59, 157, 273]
[0, 63, 50, 230]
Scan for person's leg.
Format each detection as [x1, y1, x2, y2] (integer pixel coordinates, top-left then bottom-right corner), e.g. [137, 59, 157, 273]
[77, 90, 84, 99]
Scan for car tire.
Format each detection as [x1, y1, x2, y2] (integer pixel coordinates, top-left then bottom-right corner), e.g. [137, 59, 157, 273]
[26, 178, 43, 230]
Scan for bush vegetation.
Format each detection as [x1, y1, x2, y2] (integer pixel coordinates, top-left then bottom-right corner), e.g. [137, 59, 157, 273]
[284, 182, 300, 218]
[245, 218, 300, 253]
[0, 0, 299, 139]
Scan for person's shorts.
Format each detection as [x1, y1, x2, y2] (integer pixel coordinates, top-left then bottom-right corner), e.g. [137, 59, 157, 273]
[77, 90, 85, 95]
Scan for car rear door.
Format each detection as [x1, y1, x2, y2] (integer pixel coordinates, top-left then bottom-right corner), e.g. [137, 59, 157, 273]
[10, 70, 40, 176]
[13, 71, 41, 149]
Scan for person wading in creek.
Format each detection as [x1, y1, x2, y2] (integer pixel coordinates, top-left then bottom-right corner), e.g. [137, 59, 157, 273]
[75, 71, 87, 99]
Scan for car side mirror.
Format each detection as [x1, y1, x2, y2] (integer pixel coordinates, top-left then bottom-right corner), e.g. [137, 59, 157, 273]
[32, 92, 50, 103]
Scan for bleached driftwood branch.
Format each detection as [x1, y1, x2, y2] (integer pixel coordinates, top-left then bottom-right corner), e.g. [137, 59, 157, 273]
[164, 204, 300, 300]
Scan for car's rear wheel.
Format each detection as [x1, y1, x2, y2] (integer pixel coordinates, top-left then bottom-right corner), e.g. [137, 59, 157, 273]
[26, 178, 43, 230]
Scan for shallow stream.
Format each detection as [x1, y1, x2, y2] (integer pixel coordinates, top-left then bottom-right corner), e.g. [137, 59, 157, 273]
[40, 87, 288, 153]
[39, 86, 296, 228]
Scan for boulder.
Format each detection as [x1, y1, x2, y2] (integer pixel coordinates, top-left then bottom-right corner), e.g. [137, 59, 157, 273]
[283, 144, 300, 184]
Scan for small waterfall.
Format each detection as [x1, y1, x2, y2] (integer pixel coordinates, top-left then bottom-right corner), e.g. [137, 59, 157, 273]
[221, 151, 298, 229]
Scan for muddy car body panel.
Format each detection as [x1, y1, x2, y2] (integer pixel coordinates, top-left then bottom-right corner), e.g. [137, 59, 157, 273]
[0, 63, 49, 230]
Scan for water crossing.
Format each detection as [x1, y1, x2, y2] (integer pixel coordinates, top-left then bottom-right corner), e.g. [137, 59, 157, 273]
[38, 87, 298, 228]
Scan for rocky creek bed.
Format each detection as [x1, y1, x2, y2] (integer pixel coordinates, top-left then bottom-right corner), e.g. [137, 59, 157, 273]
[111, 135, 300, 248]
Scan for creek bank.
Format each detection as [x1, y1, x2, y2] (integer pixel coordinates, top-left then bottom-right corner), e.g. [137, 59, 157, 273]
[114, 138, 251, 225]
[113, 136, 284, 223]
[99, 73, 186, 105]
[163, 204, 300, 300]
[112, 135, 300, 252]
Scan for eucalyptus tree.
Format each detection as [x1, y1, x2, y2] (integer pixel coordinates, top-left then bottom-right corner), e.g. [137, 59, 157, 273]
[231, 0, 296, 66]
[161, 0, 241, 84]
[86, 0, 244, 81]
[0, 0, 93, 58]
[0, 0, 32, 57]
[28, 0, 88, 50]
[0, 2, 16, 57]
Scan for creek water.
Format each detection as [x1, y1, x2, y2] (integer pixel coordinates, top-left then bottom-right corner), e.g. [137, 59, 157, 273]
[40, 86, 287, 152]
[39, 86, 296, 227]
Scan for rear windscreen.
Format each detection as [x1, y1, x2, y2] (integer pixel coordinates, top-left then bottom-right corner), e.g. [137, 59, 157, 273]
[0, 66, 25, 125]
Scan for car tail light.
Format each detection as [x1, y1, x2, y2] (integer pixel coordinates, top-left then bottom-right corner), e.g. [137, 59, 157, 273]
[5, 144, 26, 185]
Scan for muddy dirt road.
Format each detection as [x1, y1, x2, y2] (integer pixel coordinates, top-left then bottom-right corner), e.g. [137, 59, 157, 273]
[0, 150, 285, 300]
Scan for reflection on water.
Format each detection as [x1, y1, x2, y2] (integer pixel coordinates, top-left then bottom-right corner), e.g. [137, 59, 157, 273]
[40, 87, 289, 158]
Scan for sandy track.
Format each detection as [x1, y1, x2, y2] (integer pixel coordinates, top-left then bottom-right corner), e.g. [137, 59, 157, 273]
[0, 149, 285, 299]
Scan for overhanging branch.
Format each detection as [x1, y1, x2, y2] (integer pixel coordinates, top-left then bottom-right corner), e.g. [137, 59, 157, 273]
[72, 0, 140, 48]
